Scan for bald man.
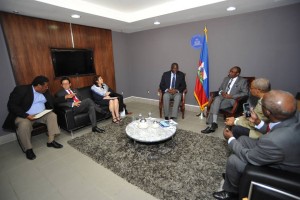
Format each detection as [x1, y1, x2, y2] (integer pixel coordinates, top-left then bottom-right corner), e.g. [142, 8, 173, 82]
[213, 90, 300, 200]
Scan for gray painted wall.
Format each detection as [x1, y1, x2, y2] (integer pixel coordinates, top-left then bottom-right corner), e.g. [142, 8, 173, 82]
[0, 25, 16, 136]
[112, 4, 300, 106]
[1, 4, 300, 137]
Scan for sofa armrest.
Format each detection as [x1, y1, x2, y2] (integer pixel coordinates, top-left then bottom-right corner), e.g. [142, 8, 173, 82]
[54, 105, 76, 131]
[239, 165, 300, 200]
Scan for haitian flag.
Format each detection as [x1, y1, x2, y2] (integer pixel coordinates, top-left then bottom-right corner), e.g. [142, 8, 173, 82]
[194, 26, 209, 111]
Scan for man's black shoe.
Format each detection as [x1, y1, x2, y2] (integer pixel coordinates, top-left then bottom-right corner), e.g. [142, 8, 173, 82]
[170, 117, 177, 120]
[201, 126, 214, 134]
[26, 149, 36, 160]
[92, 126, 105, 133]
[47, 140, 63, 148]
[212, 190, 238, 200]
[211, 122, 218, 130]
[165, 117, 169, 120]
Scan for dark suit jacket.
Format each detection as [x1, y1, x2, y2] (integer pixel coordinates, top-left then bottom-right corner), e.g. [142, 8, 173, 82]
[2, 85, 54, 131]
[55, 89, 83, 108]
[159, 70, 186, 93]
[230, 112, 300, 174]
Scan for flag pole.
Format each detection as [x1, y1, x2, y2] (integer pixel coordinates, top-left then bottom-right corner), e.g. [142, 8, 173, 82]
[194, 25, 209, 119]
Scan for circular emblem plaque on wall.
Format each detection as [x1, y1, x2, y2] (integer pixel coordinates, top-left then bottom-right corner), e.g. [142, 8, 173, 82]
[190, 34, 203, 50]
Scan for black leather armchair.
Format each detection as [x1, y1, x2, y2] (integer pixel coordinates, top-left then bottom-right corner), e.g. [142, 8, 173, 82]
[239, 165, 300, 200]
[54, 86, 110, 137]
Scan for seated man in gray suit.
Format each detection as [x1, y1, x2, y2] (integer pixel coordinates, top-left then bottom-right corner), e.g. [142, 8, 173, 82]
[55, 77, 105, 133]
[159, 63, 187, 120]
[201, 66, 248, 133]
[213, 90, 300, 200]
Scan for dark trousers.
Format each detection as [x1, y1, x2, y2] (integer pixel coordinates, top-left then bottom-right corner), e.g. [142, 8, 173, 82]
[232, 125, 250, 139]
[72, 98, 102, 127]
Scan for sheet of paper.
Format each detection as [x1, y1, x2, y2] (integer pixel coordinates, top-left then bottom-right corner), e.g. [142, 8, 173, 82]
[33, 109, 52, 119]
[169, 119, 178, 125]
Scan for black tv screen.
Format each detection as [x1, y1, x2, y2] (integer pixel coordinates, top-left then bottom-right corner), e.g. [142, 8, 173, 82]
[51, 48, 95, 77]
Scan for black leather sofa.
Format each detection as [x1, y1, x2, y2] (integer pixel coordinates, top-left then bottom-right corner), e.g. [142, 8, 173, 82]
[239, 165, 300, 200]
[54, 86, 110, 136]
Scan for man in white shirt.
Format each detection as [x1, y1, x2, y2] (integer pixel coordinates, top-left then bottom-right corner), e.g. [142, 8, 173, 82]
[159, 63, 187, 120]
[55, 77, 105, 133]
[213, 90, 300, 200]
[201, 66, 248, 134]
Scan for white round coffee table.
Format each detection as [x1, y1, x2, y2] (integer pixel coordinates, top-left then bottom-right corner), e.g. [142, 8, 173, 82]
[125, 118, 177, 143]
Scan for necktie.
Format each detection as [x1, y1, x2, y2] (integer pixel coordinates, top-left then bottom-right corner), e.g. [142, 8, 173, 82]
[266, 124, 271, 133]
[226, 78, 233, 93]
[171, 75, 176, 88]
[68, 89, 80, 102]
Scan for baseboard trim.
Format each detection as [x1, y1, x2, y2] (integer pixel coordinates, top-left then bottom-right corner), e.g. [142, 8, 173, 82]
[0, 132, 16, 145]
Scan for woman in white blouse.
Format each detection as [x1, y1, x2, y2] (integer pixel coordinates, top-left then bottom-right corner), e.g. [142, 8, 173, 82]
[91, 75, 120, 123]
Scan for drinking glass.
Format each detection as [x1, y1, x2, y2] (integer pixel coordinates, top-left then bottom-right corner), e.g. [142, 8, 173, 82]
[148, 112, 152, 119]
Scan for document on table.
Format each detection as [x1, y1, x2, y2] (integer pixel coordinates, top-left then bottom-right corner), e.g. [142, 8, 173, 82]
[33, 109, 52, 119]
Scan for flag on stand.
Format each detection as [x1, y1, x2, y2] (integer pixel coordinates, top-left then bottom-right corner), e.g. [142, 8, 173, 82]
[194, 26, 209, 111]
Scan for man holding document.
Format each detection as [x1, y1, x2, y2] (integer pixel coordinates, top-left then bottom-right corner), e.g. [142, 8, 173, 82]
[3, 76, 63, 160]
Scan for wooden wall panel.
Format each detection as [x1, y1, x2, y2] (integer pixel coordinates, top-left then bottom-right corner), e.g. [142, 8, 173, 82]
[0, 12, 115, 95]
[71, 24, 115, 90]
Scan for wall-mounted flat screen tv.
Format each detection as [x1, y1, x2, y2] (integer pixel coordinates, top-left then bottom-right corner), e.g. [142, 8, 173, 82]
[51, 48, 95, 77]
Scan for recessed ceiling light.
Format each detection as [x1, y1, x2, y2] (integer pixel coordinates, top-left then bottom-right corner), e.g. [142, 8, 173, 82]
[154, 20, 160, 25]
[227, 6, 236, 11]
[71, 14, 80, 18]
[36, 0, 225, 23]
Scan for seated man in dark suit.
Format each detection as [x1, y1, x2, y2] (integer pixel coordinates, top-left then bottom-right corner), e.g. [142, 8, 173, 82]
[55, 77, 105, 133]
[213, 90, 300, 200]
[202, 66, 248, 134]
[159, 63, 187, 120]
[2, 76, 63, 160]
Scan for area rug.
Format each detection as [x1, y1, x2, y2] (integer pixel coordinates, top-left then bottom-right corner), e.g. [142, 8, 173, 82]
[68, 117, 230, 200]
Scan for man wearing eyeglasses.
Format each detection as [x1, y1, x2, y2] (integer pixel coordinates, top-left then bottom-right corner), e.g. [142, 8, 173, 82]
[55, 76, 106, 134]
[2, 76, 63, 160]
[224, 78, 271, 139]
[213, 90, 300, 200]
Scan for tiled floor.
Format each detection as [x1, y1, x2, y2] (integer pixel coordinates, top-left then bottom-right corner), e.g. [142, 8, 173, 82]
[0, 101, 226, 200]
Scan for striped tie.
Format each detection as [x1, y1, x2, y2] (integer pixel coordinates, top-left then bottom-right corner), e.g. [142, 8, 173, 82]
[225, 78, 233, 93]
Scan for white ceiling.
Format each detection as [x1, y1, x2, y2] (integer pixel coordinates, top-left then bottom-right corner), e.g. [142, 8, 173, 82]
[0, 0, 299, 33]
